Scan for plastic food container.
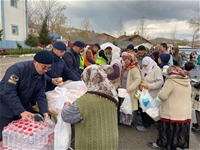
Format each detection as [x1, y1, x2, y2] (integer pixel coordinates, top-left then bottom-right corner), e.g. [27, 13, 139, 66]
[118, 88, 127, 98]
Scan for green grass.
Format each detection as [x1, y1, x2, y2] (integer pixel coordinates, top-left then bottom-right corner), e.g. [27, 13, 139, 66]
[2, 48, 41, 55]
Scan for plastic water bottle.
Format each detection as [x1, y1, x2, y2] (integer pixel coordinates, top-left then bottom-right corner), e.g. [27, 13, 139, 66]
[11, 129, 18, 149]
[0, 141, 3, 150]
[21, 131, 29, 150]
[32, 129, 42, 149]
[17, 130, 24, 150]
[7, 127, 13, 149]
[28, 133, 35, 149]
[2, 127, 8, 149]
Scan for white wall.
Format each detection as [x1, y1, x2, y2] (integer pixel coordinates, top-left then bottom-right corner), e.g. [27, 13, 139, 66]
[0, 2, 2, 29]
[4, 0, 27, 41]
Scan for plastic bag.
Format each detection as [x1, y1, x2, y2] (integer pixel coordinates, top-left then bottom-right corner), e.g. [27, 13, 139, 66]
[139, 89, 153, 112]
[146, 108, 160, 121]
[146, 96, 161, 121]
[120, 93, 132, 115]
[135, 90, 142, 100]
[54, 112, 71, 150]
[146, 96, 161, 110]
[46, 80, 88, 114]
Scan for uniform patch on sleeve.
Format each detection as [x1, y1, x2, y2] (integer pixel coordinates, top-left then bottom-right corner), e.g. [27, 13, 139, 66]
[68, 57, 73, 61]
[8, 74, 19, 84]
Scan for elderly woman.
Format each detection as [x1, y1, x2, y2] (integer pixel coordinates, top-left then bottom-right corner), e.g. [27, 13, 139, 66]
[137, 57, 163, 131]
[119, 54, 141, 125]
[106, 52, 122, 89]
[148, 66, 191, 150]
[61, 65, 118, 150]
[121, 51, 129, 67]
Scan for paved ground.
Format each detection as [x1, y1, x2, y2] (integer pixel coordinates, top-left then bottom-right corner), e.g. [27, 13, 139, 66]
[0, 56, 200, 150]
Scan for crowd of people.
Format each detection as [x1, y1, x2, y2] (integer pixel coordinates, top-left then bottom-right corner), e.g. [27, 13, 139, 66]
[0, 41, 199, 150]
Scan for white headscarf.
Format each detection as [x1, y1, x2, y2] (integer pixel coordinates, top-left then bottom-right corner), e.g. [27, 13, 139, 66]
[81, 65, 118, 101]
[121, 51, 128, 57]
[142, 57, 157, 75]
[111, 52, 121, 66]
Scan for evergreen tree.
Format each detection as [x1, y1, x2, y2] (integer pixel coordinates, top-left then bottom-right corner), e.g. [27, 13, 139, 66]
[0, 29, 3, 41]
[38, 17, 52, 49]
[25, 33, 39, 48]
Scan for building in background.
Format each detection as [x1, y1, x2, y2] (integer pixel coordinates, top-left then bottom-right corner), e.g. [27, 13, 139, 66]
[0, 0, 28, 48]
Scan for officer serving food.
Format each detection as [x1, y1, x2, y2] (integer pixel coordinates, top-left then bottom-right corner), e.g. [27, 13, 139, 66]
[0, 50, 54, 140]
[45, 41, 80, 92]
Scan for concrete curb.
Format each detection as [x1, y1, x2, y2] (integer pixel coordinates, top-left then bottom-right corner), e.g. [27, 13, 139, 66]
[0, 54, 35, 58]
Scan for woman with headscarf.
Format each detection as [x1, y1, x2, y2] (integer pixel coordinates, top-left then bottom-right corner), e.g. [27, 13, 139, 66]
[121, 51, 129, 67]
[148, 66, 191, 150]
[137, 57, 163, 131]
[119, 54, 141, 125]
[61, 65, 118, 150]
[158, 53, 170, 81]
[106, 52, 122, 89]
[151, 51, 159, 64]
[158, 53, 170, 69]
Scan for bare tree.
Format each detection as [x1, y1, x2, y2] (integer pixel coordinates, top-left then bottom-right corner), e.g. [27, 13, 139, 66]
[188, 17, 200, 30]
[116, 16, 126, 37]
[135, 15, 148, 39]
[169, 23, 178, 45]
[188, 16, 200, 47]
[28, 0, 67, 33]
[80, 17, 92, 31]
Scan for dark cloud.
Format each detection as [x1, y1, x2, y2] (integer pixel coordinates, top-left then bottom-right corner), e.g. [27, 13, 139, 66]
[63, 0, 199, 39]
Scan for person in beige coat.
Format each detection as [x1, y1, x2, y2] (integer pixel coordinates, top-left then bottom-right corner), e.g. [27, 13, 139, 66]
[148, 66, 191, 150]
[137, 57, 163, 131]
[119, 54, 141, 125]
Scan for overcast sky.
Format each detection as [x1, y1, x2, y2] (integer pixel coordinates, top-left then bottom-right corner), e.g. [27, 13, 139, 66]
[62, 0, 200, 40]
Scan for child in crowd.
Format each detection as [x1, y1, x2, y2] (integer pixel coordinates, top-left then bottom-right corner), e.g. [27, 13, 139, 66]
[183, 62, 195, 78]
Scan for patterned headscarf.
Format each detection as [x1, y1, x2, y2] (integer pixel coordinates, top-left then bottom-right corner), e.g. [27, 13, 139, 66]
[123, 54, 138, 70]
[167, 65, 186, 77]
[121, 53, 139, 78]
[81, 65, 118, 101]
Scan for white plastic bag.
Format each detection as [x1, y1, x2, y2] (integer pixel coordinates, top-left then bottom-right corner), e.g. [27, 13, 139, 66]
[146, 96, 161, 121]
[54, 112, 71, 150]
[139, 89, 153, 112]
[46, 80, 88, 114]
[120, 93, 132, 115]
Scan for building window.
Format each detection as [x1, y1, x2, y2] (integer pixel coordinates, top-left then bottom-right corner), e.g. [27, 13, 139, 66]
[11, 0, 17, 8]
[11, 25, 18, 35]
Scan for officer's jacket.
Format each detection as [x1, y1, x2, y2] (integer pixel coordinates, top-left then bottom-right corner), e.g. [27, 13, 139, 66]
[62, 48, 82, 79]
[45, 51, 80, 92]
[0, 61, 47, 118]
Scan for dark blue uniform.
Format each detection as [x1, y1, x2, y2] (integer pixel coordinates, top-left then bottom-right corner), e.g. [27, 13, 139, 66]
[0, 61, 48, 139]
[62, 48, 82, 79]
[45, 51, 80, 92]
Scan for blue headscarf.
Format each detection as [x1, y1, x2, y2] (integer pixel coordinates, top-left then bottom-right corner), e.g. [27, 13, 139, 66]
[158, 53, 170, 68]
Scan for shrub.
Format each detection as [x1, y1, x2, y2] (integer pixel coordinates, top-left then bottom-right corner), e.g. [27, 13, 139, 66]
[2, 48, 41, 55]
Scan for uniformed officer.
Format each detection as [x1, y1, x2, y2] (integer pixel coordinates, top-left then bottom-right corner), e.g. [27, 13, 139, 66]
[45, 41, 80, 92]
[0, 50, 54, 140]
[96, 46, 112, 65]
[62, 41, 85, 79]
